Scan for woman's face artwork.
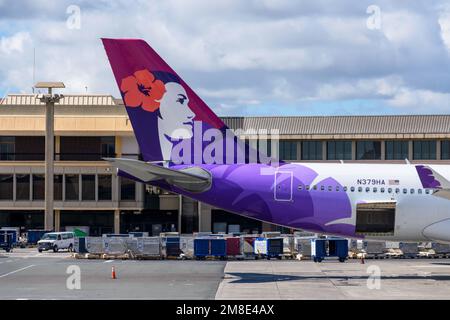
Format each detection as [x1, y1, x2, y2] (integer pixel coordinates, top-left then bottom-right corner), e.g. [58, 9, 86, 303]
[120, 69, 196, 152]
[158, 82, 195, 139]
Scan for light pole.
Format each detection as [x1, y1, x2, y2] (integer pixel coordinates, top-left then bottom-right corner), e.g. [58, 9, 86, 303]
[35, 82, 65, 231]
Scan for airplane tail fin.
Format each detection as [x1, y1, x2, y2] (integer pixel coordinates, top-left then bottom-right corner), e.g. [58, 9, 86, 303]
[102, 38, 231, 164]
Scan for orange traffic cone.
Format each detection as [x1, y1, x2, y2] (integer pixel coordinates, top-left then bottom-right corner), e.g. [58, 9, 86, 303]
[111, 266, 117, 279]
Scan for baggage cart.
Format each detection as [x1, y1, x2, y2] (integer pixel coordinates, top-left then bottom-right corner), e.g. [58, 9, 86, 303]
[194, 237, 226, 260]
[311, 238, 348, 262]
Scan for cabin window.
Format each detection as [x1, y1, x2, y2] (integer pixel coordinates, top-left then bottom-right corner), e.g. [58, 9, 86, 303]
[373, 187, 377, 193]
[403, 188, 407, 194]
[418, 189, 422, 194]
[365, 187, 370, 192]
[343, 186, 348, 191]
[336, 186, 340, 192]
[298, 185, 303, 191]
[350, 186, 355, 192]
[313, 185, 317, 191]
[380, 188, 385, 193]
[358, 187, 362, 192]
[425, 189, 430, 194]
[320, 185, 325, 191]
[395, 188, 400, 194]
[410, 189, 414, 194]
[388, 188, 392, 193]
[328, 186, 332, 191]
[306, 185, 310, 191]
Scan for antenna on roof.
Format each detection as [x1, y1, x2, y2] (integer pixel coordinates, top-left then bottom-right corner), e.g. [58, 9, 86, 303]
[32, 47, 36, 94]
[405, 158, 411, 165]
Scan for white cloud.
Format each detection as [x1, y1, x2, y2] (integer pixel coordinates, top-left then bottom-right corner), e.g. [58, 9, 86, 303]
[0, 0, 450, 115]
[0, 31, 31, 54]
[388, 88, 450, 112]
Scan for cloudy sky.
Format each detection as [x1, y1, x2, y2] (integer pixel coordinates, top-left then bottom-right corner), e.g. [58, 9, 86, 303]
[1, 0, 450, 116]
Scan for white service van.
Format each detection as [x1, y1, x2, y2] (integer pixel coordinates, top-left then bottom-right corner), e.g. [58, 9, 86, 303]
[37, 232, 75, 252]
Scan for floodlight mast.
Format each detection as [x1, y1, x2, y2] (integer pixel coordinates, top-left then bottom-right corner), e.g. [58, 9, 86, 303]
[35, 82, 65, 231]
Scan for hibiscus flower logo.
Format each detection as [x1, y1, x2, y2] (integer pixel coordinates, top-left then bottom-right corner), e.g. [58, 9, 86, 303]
[120, 69, 166, 112]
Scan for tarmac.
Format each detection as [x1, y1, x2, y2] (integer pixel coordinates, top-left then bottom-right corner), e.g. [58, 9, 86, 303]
[1, 248, 450, 300]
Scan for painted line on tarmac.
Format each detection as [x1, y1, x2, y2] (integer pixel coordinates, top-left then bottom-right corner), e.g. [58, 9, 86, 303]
[104, 260, 113, 263]
[0, 265, 35, 279]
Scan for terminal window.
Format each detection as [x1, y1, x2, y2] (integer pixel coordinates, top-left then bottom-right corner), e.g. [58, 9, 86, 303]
[0, 174, 13, 200]
[54, 175, 63, 201]
[16, 174, 30, 201]
[32, 174, 45, 200]
[82, 175, 96, 201]
[327, 141, 352, 160]
[413, 140, 436, 160]
[301, 141, 322, 160]
[385, 140, 409, 160]
[120, 177, 136, 201]
[60, 136, 115, 161]
[441, 140, 450, 160]
[98, 175, 112, 201]
[279, 140, 298, 161]
[65, 174, 80, 201]
[356, 141, 381, 160]
[0, 137, 15, 160]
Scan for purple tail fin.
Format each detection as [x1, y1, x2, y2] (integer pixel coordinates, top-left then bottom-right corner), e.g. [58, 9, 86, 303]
[102, 38, 232, 163]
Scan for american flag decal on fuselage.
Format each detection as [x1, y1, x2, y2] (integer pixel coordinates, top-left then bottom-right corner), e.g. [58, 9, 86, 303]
[389, 179, 400, 185]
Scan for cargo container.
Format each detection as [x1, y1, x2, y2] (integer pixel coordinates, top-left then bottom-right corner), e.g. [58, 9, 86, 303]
[400, 242, 419, 258]
[180, 236, 194, 259]
[194, 237, 226, 259]
[241, 235, 257, 258]
[295, 237, 313, 259]
[85, 237, 104, 254]
[26, 230, 52, 245]
[311, 238, 348, 262]
[0, 230, 15, 252]
[0, 227, 19, 244]
[103, 237, 127, 254]
[385, 241, 400, 249]
[364, 241, 386, 258]
[162, 236, 181, 257]
[283, 235, 295, 258]
[431, 243, 450, 254]
[125, 237, 138, 253]
[211, 238, 226, 257]
[254, 238, 268, 255]
[254, 237, 283, 259]
[74, 237, 87, 253]
[136, 237, 161, 257]
[267, 238, 283, 258]
[226, 237, 241, 257]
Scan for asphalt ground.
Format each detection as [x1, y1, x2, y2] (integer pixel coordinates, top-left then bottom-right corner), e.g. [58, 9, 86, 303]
[2, 248, 450, 300]
[0, 248, 225, 300]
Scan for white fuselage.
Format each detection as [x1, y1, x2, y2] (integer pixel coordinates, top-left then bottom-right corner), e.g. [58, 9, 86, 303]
[300, 163, 450, 241]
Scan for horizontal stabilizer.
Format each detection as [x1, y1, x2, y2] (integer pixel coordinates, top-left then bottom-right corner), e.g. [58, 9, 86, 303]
[416, 165, 450, 200]
[104, 158, 211, 193]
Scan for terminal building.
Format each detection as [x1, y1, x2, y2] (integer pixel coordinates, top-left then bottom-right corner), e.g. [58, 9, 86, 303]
[0, 93, 449, 236]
